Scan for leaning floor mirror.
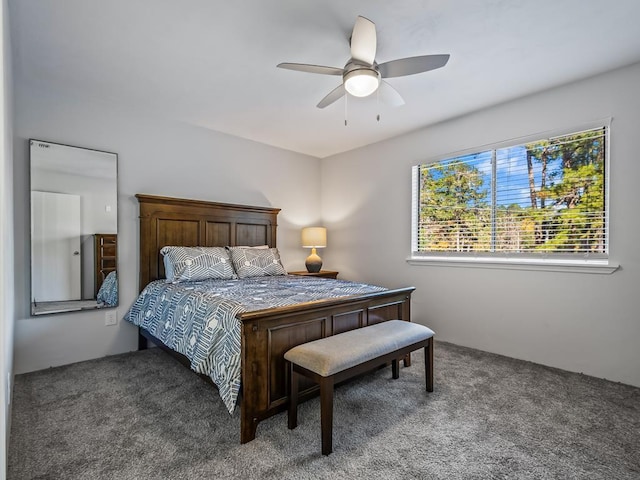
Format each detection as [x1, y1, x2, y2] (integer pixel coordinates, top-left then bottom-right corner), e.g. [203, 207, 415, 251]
[30, 139, 118, 315]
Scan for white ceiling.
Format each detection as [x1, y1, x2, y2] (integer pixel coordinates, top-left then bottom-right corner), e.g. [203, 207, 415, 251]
[9, 0, 640, 158]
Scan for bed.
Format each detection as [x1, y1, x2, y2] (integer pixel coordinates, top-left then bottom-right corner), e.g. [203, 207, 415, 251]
[131, 194, 415, 443]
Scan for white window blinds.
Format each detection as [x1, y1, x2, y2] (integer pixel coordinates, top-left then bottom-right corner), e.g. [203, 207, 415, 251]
[413, 126, 607, 258]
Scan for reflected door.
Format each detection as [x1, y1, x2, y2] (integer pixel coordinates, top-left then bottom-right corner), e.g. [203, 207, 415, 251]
[31, 191, 81, 302]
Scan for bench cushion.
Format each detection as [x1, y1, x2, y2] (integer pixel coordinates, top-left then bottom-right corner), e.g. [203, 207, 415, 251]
[284, 320, 435, 377]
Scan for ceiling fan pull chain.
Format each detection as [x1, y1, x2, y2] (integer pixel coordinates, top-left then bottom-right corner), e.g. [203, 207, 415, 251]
[344, 93, 348, 126]
[377, 88, 380, 122]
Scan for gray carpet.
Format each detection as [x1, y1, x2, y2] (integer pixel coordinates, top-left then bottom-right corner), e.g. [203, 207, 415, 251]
[8, 342, 640, 479]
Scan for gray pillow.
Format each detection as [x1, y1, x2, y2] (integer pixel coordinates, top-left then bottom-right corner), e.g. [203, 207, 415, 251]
[161, 246, 236, 282]
[228, 247, 287, 278]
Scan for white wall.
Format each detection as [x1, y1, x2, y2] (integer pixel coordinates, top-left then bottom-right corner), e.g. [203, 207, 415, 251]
[10, 41, 640, 397]
[322, 62, 640, 388]
[13, 85, 320, 374]
[1, 0, 14, 475]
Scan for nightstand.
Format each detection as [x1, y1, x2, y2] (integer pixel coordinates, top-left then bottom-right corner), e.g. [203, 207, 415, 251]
[288, 270, 339, 279]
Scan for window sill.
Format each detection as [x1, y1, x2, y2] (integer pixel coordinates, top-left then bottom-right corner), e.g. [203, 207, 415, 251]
[406, 256, 619, 274]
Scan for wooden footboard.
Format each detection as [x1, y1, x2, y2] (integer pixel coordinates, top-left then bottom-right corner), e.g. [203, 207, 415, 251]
[237, 287, 414, 443]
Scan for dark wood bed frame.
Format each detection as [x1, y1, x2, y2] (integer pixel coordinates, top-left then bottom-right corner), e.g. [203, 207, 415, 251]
[135, 194, 415, 444]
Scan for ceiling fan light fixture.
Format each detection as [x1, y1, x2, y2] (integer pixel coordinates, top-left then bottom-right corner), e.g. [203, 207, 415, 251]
[344, 69, 380, 97]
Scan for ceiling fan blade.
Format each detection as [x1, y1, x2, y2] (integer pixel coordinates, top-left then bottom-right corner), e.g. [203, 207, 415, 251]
[277, 63, 343, 76]
[379, 81, 405, 107]
[350, 16, 376, 65]
[317, 84, 346, 109]
[378, 54, 450, 78]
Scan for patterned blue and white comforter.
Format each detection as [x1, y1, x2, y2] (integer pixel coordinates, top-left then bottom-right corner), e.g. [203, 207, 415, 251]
[124, 275, 386, 413]
[97, 271, 118, 307]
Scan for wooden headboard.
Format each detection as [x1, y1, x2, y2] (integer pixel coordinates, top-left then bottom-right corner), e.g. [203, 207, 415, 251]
[94, 233, 117, 296]
[136, 194, 280, 290]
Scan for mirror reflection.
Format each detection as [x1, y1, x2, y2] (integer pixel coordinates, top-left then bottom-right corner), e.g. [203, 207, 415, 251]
[30, 139, 118, 315]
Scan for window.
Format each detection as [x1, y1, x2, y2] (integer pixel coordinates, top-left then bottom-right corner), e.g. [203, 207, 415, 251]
[411, 126, 612, 270]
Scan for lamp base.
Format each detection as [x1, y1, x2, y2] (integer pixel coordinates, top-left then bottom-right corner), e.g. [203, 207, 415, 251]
[305, 251, 323, 273]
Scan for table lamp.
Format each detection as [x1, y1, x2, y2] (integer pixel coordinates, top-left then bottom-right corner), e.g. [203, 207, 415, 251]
[301, 227, 327, 273]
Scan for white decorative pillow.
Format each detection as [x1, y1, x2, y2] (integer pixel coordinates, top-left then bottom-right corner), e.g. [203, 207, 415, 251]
[161, 246, 236, 282]
[228, 247, 287, 278]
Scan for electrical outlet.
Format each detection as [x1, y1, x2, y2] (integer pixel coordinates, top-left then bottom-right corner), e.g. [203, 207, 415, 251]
[105, 310, 118, 326]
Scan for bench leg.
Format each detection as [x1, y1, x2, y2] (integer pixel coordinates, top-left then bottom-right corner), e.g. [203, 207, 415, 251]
[320, 376, 334, 455]
[288, 363, 299, 430]
[425, 337, 434, 392]
[403, 352, 412, 367]
[392, 358, 400, 379]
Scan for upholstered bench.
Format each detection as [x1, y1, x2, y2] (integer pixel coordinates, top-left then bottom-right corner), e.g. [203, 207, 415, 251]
[285, 320, 435, 455]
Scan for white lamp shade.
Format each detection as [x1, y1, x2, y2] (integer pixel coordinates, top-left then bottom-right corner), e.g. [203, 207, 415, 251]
[344, 69, 380, 97]
[301, 227, 327, 248]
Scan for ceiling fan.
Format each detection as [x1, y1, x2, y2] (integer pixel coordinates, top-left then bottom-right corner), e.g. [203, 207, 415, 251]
[277, 15, 450, 109]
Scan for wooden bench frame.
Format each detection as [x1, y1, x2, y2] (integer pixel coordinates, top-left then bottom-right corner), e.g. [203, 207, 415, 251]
[288, 336, 434, 455]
